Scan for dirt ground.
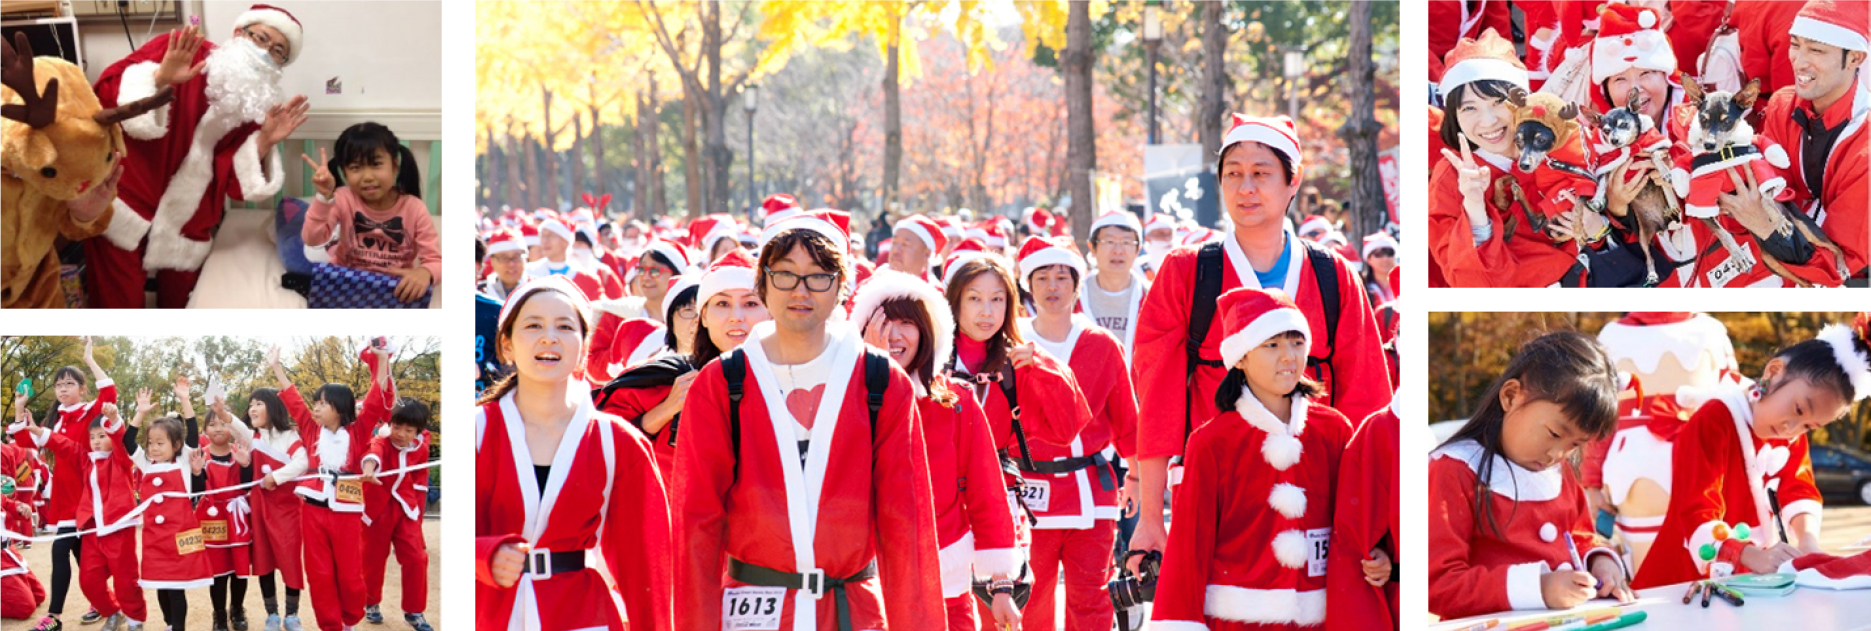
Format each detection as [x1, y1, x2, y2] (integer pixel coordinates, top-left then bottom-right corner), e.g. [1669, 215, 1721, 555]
[5, 518, 440, 631]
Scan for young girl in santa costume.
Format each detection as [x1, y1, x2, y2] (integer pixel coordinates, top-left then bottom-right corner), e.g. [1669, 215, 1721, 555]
[1632, 313, 1871, 589]
[269, 342, 393, 631]
[9, 338, 115, 631]
[300, 123, 441, 304]
[124, 396, 215, 631]
[191, 380, 259, 631]
[358, 397, 435, 631]
[16, 401, 145, 631]
[2, 489, 47, 620]
[475, 275, 673, 631]
[229, 382, 308, 631]
[1010, 236, 1140, 631]
[597, 250, 769, 480]
[1427, 331, 1637, 620]
[851, 268, 1022, 631]
[1147, 288, 1353, 630]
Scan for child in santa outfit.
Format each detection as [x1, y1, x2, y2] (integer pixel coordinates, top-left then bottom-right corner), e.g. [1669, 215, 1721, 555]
[1011, 236, 1140, 631]
[1080, 212, 1152, 365]
[851, 269, 1023, 631]
[2, 435, 41, 546]
[1633, 313, 1871, 589]
[9, 338, 116, 631]
[300, 123, 442, 304]
[228, 384, 308, 631]
[674, 212, 944, 631]
[1148, 288, 1353, 630]
[358, 398, 434, 631]
[270, 342, 394, 631]
[2, 492, 46, 620]
[125, 404, 215, 631]
[1427, 331, 1636, 620]
[17, 404, 146, 631]
[474, 276, 674, 631]
[189, 395, 255, 631]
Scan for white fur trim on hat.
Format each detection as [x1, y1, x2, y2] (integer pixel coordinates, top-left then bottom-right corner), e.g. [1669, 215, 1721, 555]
[1792, 16, 1870, 52]
[1089, 212, 1143, 238]
[539, 220, 575, 245]
[758, 217, 849, 273]
[1362, 233, 1399, 260]
[486, 236, 525, 256]
[1218, 307, 1311, 371]
[1221, 121, 1302, 171]
[494, 276, 594, 361]
[233, 5, 304, 65]
[1818, 323, 1871, 401]
[944, 251, 987, 282]
[848, 269, 955, 377]
[1017, 246, 1086, 291]
[1439, 58, 1531, 97]
[696, 266, 757, 305]
[1268, 482, 1307, 519]
[1272, 529, 1308, 569]
[894, 218, 940, 253]
[644, 241, 691, 274]
[1297, 216, 1333, 236]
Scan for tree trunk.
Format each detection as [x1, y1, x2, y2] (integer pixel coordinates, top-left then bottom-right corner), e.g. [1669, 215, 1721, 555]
[571, 115, 587, 204]
[521, 132, 540, 212]
[1063, 0, 1097, 241]
[881, 8, 903, 219]
[702, 0, 733, 216]
[648, 80, 668, 221]
[1337, 0, 1385, 239]
[504, 123, 525, 211]
[541, 87, 560, 210]
[483, 123, 502, 209]
[633, 89, 650, 220]
[1199, 1, 1229, 161]
[682, 91, 703, 218]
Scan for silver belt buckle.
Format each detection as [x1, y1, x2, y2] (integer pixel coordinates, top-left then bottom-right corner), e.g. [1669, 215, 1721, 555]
[803, 567, 827, 599]
[528, 549, 551, 580]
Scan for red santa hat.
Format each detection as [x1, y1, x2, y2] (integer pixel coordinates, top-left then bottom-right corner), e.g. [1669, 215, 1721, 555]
[641, 239, 694, 275]
[974, 220, 1009, 248]
[233, 4, 304, 66]
[486, 228, 525, 257]
[1022, 207, 1055, 235]
[1218, 114, 1303, 178]
[1144, 213, 1176, 236]
[1180, 227, 1220, 246]
[1296, 214, 1333, 237]
[761, 193, 804, 227]
[848, 269, 956, 380]
[1361, 232, 1398, 261]
[943, 238, 989, 281]
[936, 217, 964, 241]
[1089, 210, 1143, 238]
[696, 249, 759, 304]
[1816, 313, 1871, 401]
[689, 215, 740, 259]
[662, 274, 702, 323]
[518, 222, 541, 247]
[892, 214, 947, 254]
[1014, 236, 1086, 291]
[1216, 287, 1311, 372]
[1791, 0, 1869, 52]
[1439, 28, 1529, 97]
[1592, 4, 1676, 83]
[538, 218, 576, 245]
[494, 276, 594, 361]
[758, 210, 853, 274]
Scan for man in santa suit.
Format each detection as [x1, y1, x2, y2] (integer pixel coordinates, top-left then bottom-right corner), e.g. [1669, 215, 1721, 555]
[1127, 114, 1391, 570]
[1138, 213, 1177, 280]
[883, 214, 945, 282]
[1581, 313, 1738, 573]
[1758, 0, 1869, 285]
[88, 5, 311, 308]
[565, 220, 627, 299]
[674, 211, 944, 631]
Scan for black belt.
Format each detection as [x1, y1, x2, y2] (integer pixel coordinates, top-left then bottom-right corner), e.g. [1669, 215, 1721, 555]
[1690, 143, 1759, 171]
[1002, 451, 1116, 491]
[522, 549, 586, 579]
[728, 558, 877, 631]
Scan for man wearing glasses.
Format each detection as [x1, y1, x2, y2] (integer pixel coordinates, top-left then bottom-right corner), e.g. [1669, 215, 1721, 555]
[674, 210, 946, 631]
[89, 4, 312, 308]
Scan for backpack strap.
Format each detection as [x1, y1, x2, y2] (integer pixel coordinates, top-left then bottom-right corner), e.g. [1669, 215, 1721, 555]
[996, 362, 1035, 471]
[1303, 240, 1342, 404]
[1180, 241, 1226, 454]
[862, 349, 889, 437]
[723, 349, 747, 479]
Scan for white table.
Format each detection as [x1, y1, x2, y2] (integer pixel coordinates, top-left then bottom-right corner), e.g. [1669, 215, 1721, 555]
[1431, 581, 1871, 631]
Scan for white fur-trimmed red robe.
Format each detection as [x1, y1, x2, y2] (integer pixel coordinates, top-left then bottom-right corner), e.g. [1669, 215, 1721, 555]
[1632, 382, 1823, 590]
[1149, 394, 1351, 630]
[1325, 403, 1399, 631]
[920, 374, 1020, 597]
[1015, 315, 1138, 529]
[674, 321, 945, 630]
[1760, 78, 1870, 279]
[474, 389, 674, 631]
[588, 316, 666, 383]
[9, 381, 116, 530]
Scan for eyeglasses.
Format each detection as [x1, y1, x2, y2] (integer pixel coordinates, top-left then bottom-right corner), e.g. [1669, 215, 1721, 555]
[1369, 248, 1396, 258]
[639, 266, 669, 279]
[766, 270, 838, 293]
[674, 307, 699, 321]
[241, 26, 288, 66]
[1095, 239, 1140, 248]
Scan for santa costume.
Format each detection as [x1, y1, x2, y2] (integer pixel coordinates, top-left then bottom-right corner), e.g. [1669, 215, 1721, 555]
[480, 228, 533, 301]
[1149, 288, 1353, 630]
[848, 269, 1020, 631]
[234, 412, 307, 593]
[87, 5, 303, 308]
[25, 418, 147, 623]
[1080, 211, 1152, 364]
[595, 273, 704, 481]
[674, 211, 944, 631]
[1587, 5, 1692, 141]
[1012, 237, 1140, 631]
[474, 277, 675, 631]
[286, 346, 391, 631]
[525, 218, 613, 302]
[1324, 398, 1400, 631]
[587, 239, 696, 381]
[1135, 114, 1390, 478]
[1, 442, 41, 541]
[1757, 0, 1870, 281]
[196, 448, 255, 580]
[9, 379, 116, 532]
[361, 427, 430, 618]
[1427, 0, 1513, 86]
[135, 459, 213, 590]
[1, 495, 46, 619]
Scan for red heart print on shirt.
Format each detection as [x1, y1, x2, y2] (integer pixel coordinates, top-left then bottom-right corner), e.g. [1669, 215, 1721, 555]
[785, 384, 827, 430]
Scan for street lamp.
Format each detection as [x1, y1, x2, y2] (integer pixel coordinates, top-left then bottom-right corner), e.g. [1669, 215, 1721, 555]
[1283, 47, 1305, 122]
[1142, 1, 1162, 145]
[744, 84, 759, 220]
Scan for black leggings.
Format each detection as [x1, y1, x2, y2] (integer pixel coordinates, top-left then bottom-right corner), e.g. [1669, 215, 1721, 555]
[48, 526, 80, 615]
[255, 573, 300, 616]
[157, 590, 187, 631]
[211, 574, 249, 616]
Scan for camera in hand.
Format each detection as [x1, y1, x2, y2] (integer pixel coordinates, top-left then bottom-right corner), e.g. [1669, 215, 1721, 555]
[1109, 550, 1162, 631]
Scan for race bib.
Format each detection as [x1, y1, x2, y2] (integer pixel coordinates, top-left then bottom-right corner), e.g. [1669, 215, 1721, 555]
[722, 586, 785, 631]
[1011, 479, 1050, 513]
[200, 520, 228, 542]
[1706, 252, 1750, 288]
[335, 479, 364, 504]
[1306, 527, 1332, 577]
[175, 528, 205, 555]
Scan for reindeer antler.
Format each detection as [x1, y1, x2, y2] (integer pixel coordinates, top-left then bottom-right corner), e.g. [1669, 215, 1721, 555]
[95, 85, 175, 126]
[1557, 103, 1579, 121]
[1507, 85, 1529, 109]
[1, 32, 59, 130]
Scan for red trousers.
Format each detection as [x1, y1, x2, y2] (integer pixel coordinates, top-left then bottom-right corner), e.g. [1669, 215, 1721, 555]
[80, 529, 146, 621]
[300, 504, 363, 631]
[362, 506, 427, 614]
[250, 493, 303, 590]
[2, 571, 46, 619]
[1022, 521, 1116, 631]
[944, 594, 976, 631]
[82, 238, 201, 309]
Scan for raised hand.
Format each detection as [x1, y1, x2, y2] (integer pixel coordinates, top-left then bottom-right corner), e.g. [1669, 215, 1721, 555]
[173, 374, 191, 402]
[258, 95, 310, 151]
[101, 403, 120, 424]
[231, 440, 251, 467]
[189, 445, 207, 475]
[1439, 135, 1493, 226]
[154, 26, 207, 89]
[82, 336, 95, 364]
[67, 155, 124, 223]
[301, 147, 335, 199]
[136, 387, 153, 411]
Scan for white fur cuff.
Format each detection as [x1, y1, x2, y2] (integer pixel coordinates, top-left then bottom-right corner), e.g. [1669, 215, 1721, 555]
[101, 198, 152, 251]
[234, 134, 286, 202]
[116, 62, 171, 140]
[1505, 561, 1551, 611]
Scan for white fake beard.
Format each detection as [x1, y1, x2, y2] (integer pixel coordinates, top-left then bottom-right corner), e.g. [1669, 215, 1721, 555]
[203, 39, 284, 123]
[1144, 240, 1171, 257]
[570, 248, 597, 271]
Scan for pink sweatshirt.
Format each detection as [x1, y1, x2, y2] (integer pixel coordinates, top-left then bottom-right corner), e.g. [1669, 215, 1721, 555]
[302, 187, 441, 284]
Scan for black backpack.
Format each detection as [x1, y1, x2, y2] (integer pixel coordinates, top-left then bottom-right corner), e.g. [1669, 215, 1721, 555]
[720, 347, 892, 477]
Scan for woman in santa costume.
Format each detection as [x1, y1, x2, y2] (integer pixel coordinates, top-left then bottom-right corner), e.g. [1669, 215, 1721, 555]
[270, 342, 391, 631]
[87, 5, 311, 308]
[1147, 288, 1353, 630]
[16, 403, 145, 631]
[1632, 313, 1871, 589]
[227, 382, 308, 631]
[124, 407, 215, 631]
[1427, 331, 1635, 620]
[674, 212, 944, 631]
[597, 250, 768, 481]
[474, 276, 673, 631]
[850, 268, 1023, 631]
[1079, 212, 1151, 365]
[587, 239, 695, 382]
[1129, 113, 1389, 571]
[8, 338, 116, 631]
[1757, 0, 1869, 284]
[1009, 236, 1140, 631]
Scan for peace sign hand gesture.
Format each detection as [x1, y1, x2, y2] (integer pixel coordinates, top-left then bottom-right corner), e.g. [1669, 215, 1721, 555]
[301, 147, 336, 199]
[1439, 135, 1493, 227]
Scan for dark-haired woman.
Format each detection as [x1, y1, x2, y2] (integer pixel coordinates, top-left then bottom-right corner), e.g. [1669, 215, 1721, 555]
[1149, 288, 1354, 630]
[1634, 314, 1871, 589]
[1426, 330, 1635, 620]
[474, 276, 673, 631]
[232, 377, 309, 631]
[300, 122, 440, 303]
